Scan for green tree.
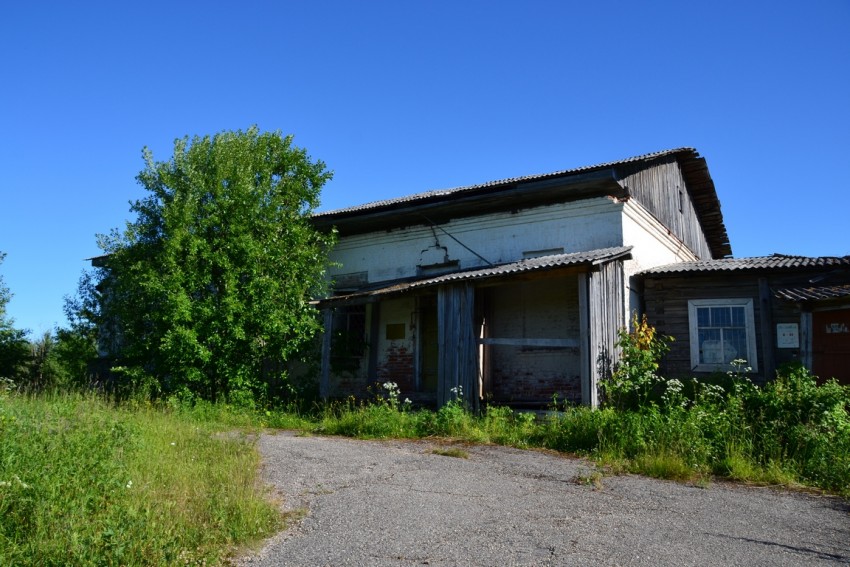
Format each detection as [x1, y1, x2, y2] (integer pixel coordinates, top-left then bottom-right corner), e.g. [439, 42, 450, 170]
[25, 331, 67, 392]
[54, 273, 101, 390]
[93, 127, 335, 403]
[0, 252, 30, 380]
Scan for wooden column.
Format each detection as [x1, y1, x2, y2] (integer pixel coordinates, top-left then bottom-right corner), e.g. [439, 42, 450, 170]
[578, 273, 593, 407]
[367, 302, 380, 384]
[800, 310, 813, 371]
[758, 278, 775, 380]
[584, 261, 626, 408]
[320, 308, 333, 399]
[437, 283, 479, 411]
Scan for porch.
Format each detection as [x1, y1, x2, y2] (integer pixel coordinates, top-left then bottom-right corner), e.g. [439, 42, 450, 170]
[317, 247, 631, 409]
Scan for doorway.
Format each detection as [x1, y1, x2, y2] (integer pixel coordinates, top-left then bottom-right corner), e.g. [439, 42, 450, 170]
[418, 295, 438, 393]
[813, 308, 850, 385]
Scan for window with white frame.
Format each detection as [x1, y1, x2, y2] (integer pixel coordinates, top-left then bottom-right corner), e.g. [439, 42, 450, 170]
[688, 298, 758, 372]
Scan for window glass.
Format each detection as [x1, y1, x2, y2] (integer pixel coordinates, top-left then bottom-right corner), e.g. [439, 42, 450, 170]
[688, 299, 757, 372]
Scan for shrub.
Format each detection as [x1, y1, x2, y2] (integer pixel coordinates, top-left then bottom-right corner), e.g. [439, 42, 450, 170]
[603, 314, 672, 410]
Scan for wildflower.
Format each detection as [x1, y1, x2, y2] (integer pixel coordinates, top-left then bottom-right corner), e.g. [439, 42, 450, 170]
[0, 475, 31, 490]
[126, 480, 133, 489]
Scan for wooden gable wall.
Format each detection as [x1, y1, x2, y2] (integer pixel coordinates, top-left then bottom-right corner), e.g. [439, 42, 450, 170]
[617, 157, 714, 260]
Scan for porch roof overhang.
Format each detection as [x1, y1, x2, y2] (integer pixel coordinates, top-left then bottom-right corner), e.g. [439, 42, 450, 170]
[773, 283, 850, 304]
[315, 246, 632, 308]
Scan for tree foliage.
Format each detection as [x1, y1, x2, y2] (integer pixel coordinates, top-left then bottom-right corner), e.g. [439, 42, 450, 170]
[92, 127, 335, 402]
[0, 252, 29, 379]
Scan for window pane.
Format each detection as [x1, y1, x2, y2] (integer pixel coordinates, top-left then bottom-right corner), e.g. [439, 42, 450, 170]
[698, 328, 722, 364]
[725, 328, 748, 363]
[731, 306, 745, 327]
[697, 307, 711, 327]
[711, 307, 731, 327]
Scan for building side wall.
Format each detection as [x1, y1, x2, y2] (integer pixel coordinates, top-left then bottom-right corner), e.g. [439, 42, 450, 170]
[327, 197, 624, 286]
[643, 273, 808, 382]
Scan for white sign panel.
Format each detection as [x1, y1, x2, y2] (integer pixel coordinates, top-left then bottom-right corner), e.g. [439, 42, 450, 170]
[776, 323, 799, 348]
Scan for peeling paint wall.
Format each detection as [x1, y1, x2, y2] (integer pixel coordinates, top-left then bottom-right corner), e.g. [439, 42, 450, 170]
[328, 198, 623, 287]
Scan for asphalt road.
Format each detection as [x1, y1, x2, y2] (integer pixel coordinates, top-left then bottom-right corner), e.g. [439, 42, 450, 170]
[236, 431, 849, 566]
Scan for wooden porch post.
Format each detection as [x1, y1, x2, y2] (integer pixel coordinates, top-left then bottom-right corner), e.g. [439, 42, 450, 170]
[437, 283, 479, 411]
[578, 273, 593, 407]
[320, 308, 333, 399]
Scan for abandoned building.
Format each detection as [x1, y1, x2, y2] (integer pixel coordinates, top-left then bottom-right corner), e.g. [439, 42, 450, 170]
[89, 147, 850, 403]
[311, 148, 735, 409]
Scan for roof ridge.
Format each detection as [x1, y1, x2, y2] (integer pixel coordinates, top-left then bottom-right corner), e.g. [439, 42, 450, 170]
[315, 147, 697, 218]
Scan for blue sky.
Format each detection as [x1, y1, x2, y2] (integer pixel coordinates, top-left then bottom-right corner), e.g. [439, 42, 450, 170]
[1, 1, 848, 335]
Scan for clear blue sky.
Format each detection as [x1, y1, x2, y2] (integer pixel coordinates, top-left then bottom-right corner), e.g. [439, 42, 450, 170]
[1, 1, 848, 335]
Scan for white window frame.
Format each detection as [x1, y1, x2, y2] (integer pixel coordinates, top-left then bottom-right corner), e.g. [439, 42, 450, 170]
[688, 298, 758, 372]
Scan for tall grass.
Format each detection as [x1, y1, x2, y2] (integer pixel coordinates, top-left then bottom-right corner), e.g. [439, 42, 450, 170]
[0, 393, 282, 566]
[1, 363, 846, 565]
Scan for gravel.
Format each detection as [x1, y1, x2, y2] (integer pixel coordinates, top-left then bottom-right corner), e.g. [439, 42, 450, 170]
[236, 431, 849, 566]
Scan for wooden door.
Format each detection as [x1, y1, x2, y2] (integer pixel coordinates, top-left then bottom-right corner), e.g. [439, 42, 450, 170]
[812, 308, 850, 385]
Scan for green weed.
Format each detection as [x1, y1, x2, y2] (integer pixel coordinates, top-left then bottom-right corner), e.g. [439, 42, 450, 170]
[430, 447, 469, 459]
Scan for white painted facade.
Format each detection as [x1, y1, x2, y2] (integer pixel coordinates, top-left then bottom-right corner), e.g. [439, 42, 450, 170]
[328, 197, 624, 286]
[621, 199, 701, 321]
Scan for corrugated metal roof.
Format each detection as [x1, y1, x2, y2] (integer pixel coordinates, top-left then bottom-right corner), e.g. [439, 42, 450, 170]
[318, 246, 632, 305]
[773, 284, 850, 302]
[315, 148, 694, 218]
[641, 254, 850, 275]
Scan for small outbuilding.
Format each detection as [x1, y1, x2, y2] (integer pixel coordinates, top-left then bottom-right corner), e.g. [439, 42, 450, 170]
[640, 254, 850, 385]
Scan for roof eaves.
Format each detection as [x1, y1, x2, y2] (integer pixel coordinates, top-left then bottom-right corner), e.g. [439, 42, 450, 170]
[314, 148, 695, 220]
[318, 246, 632, 306]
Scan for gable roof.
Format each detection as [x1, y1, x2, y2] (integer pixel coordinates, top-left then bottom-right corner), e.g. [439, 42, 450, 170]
[318, 246, 632, 306]
[313, 148, 730, 258]
[641, 253, 850, 275]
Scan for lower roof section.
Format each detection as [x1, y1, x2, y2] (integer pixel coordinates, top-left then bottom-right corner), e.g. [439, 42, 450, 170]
[773, 284, 850, 303]
[640, 253, 850, 276]
[317, 246, 633, 307]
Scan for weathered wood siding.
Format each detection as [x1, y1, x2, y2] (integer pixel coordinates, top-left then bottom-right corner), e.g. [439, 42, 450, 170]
[617, 157, 713, 260]
[437, 283, 479, 410]
[643, 273, 809, 382]
[586, 260, 626, 403]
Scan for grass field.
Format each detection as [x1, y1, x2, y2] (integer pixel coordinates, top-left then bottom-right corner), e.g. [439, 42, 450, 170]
[0, 394, 281, 566]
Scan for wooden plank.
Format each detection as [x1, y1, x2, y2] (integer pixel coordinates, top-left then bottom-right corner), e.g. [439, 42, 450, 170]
[759, 278, 776, 379]
[578, 273, 592, 406]
[437, 283, 479, 411]
[800, 311, 813, 370]
[477, 338, 580, 348]
[367, 302, 380, 383]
